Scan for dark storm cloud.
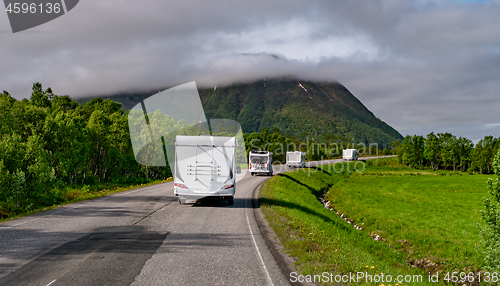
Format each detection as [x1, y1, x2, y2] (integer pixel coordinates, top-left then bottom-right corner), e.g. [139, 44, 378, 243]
[1, 0, 499, 141]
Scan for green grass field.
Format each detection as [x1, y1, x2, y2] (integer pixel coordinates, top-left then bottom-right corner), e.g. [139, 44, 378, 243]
[259, 158, 493, 285]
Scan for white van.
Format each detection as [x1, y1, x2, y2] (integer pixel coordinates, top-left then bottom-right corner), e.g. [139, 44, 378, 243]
[286, 151, 306, 168]
[342, 149, 358, 161]
[174, 135, 238, 205]
[249, 151, 273, 176]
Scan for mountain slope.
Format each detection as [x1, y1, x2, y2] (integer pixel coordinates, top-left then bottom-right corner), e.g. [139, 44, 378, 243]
[199, 79, 402, 148]
[77, 79, 402, 148]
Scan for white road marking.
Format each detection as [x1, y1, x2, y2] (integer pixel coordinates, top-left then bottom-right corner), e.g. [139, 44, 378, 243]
[46, 279, 56, 286]
[245, 181, 274, 286]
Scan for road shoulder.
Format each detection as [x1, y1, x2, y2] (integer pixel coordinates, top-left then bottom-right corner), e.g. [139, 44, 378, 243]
[252, 180, 310, 286]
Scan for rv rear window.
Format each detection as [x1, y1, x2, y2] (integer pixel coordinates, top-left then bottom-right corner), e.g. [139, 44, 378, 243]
[250, 156, 268, 163]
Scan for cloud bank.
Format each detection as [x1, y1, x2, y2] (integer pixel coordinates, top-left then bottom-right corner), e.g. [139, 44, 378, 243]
[1, 0, 500, 141]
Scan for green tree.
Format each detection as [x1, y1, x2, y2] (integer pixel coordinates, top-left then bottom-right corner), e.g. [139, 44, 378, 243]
[424, 132, 440, 170]
[0, 91, 16, 136]
[1, 83, 179, 218]
[42, 110, 88, 184]
[438, 133, 457, 170]
[30, 82, 52, 108]
[306, 142, 326, 161]
[472, 136, 499, 174]
[473, 142, 485, 174]
[86, 109, 112, 181]
[0, 135, 28, 213]
[51, 95, 79, 112]
[412, 135, 425, 168]
[480, 149, 500, 279]
[398, 135, 411, 166]
[24, 134, 55, 199]
[457, 137, 473, 172]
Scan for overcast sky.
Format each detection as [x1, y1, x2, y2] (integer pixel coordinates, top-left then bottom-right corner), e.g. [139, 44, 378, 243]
[1, 0, 499, 142]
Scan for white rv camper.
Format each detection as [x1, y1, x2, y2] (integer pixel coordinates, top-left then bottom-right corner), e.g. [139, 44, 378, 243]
[286, 151, 306, 168]
[174, 135, 237, 205]
[342, 149, 358, 161]
[249, 151, 273, 176]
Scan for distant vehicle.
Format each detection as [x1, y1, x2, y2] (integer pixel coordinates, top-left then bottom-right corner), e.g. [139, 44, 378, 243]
[249, 151, 273, 176]
[174, 135, 237, 205]
[286, 151, 306, 168]
[342, 149, 358, 161]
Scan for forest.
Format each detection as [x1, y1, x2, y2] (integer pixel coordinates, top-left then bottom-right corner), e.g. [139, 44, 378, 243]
[396, 133, 499, 173]
[0, 83, 171, 217]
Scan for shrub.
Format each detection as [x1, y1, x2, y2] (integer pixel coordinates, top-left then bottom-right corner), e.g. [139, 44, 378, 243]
[481, 149, 500, 281]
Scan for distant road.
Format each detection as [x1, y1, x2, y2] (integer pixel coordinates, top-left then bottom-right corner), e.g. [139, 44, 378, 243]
[0, 156, 391, 286]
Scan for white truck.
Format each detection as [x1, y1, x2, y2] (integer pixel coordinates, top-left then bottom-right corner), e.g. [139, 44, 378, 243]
[342, 149, 358, 161]
[249, 151, 273, 176]
[286, 151, 306, 168]
[174, 135, 238, 205]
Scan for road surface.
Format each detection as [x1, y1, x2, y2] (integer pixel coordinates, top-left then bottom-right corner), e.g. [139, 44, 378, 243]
[0, 156, 393, 286]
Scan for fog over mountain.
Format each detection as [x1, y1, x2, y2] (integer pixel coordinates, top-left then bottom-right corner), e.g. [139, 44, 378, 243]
[78, 78, 404, 148]
[1, 0, 500, 142]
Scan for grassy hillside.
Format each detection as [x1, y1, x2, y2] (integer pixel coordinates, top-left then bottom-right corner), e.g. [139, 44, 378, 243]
[78, 78, 403, 148]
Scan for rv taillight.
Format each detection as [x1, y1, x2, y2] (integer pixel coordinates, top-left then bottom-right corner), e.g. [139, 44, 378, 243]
[221, 184, 234, 189]
[174, 182, 188, 189]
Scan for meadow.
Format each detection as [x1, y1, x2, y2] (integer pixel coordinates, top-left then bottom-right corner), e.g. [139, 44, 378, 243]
[259, 158, 493, 285]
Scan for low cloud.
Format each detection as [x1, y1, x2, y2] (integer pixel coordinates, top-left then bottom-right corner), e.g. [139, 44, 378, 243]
[1, 0, 499, 141]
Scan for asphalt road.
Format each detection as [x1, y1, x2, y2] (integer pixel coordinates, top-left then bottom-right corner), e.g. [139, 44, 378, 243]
[0, 156, 394, 286]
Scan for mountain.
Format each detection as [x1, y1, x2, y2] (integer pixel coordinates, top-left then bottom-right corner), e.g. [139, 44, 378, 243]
[77, 78, 403, 148]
